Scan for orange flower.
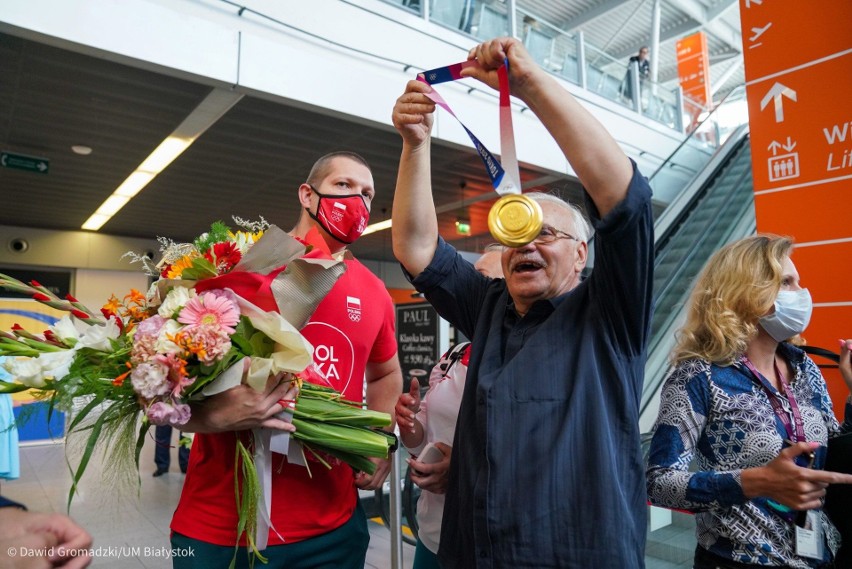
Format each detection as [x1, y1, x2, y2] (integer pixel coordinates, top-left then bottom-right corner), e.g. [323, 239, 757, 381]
[102, 294, 122, 314]
[165, 255, 197, 279]
[124, 289, 145, 306]
[113, 362, 132, 386]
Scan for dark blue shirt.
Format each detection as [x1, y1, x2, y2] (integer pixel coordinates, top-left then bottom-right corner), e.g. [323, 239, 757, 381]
[409, 165, 654, 568]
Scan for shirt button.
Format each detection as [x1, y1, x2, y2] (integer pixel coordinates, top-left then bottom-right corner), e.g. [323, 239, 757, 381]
[479, 551, 487, 558]
[477, 396, 485, 406]
[476, 498, 485, 508]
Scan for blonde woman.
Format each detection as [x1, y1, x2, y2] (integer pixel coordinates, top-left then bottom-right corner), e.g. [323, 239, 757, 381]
[646, 234, 852, 569]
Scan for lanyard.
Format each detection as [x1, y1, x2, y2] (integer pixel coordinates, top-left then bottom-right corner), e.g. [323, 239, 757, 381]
[741, 356, 806, 442]
[417, 60, 544, 247]
[417, 60, 521, 196]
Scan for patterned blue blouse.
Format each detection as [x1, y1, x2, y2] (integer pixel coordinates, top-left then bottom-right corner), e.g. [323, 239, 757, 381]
[647, 342, 852, 568]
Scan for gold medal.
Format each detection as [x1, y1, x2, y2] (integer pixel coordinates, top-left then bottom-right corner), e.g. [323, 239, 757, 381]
[487, 194, 543, 247]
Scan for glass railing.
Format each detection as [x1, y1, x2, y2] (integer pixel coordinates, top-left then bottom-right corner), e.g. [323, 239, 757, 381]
[648, 85, 749, 199]
[380, 0, 687, 131]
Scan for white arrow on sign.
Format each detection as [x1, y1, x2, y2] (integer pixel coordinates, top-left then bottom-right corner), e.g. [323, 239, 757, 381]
[0, 155, 6, 167]
[37, 162, 47, 172]
[760, 82, 797, 123]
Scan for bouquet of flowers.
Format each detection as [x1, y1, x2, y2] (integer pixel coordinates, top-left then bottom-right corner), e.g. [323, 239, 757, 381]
[0, 219, 395, 554]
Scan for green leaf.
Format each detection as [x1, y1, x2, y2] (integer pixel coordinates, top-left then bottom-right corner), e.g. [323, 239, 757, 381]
[0, 380, 30, 394]
[194, 221, 232, 253]
[248, 331, 273, 357]
[180, 257, 218, 280]
[67, 412, 106, 511]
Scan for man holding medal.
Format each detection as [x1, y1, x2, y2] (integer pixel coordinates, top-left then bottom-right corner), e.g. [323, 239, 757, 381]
[391, 37, 654, 568]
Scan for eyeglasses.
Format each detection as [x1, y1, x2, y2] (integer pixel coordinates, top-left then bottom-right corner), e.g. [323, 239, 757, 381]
[533, 226, 578, 245]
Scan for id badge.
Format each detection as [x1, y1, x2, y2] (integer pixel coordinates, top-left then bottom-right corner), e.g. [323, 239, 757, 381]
[795, 511, 824, 560]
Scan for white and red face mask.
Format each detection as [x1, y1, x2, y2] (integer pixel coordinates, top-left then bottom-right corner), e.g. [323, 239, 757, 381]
[306, 185, 370, 244]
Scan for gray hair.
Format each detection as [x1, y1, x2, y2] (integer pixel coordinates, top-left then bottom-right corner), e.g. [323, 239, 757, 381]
[526, 192, 592, 242]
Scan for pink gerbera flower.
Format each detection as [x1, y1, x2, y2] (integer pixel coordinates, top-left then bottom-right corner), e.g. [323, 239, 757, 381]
[177, 292, 240, 334]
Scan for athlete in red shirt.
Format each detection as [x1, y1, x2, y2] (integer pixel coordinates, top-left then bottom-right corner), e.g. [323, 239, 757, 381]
[171, 152, 402, 568]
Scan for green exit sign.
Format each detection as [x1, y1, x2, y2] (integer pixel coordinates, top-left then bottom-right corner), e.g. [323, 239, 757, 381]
[1, 152, 49, 174]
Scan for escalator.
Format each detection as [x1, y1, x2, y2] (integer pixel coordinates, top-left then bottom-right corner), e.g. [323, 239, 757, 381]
[639, 125, 756, 429]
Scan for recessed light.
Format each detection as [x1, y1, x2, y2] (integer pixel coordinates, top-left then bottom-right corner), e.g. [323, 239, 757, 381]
[71, 145, 93, 155]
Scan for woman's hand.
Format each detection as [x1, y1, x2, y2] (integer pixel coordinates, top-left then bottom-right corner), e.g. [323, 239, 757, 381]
[394, 377, 422, 435]
[408, 442, 452, 494]
[742, 441, 852, 510]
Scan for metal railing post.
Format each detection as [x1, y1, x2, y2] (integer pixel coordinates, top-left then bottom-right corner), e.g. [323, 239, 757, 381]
[576, 30, 587, 90]
[389, 448, 403, 569]
[675, 87, 685, 133]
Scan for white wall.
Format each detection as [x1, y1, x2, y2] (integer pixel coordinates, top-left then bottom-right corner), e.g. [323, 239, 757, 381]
[0, 0, 691, 197]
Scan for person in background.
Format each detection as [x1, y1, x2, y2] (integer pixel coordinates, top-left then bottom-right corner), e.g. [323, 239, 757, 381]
[170, 151, 402, 569]
[0, 495, 92, 568]
[396, 245, 503, 569]
[622, 46, 650, 106]
[1, 361, 20, 483]
[392, 36, 654, 568]
[152, 425, 189, 477]
[646, 234, 852, 569]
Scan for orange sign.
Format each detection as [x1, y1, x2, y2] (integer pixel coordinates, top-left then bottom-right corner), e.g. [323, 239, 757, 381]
[740, 0, 852, 415]
[676, 32, 711, 110]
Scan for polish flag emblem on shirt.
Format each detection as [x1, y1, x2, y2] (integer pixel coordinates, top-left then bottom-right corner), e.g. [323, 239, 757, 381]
[346, 296, 361, 322]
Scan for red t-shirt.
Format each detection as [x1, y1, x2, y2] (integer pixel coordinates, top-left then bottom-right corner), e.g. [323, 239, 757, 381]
[170, 254, 397, 546]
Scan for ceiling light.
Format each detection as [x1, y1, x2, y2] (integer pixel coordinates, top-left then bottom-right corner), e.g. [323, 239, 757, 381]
[71, 145, 92, 155]
[362, 219, 393, 236]
[81, 87, 244, 232]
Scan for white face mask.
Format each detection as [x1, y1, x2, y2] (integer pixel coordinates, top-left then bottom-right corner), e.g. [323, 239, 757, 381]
[758, 288, 813, 342]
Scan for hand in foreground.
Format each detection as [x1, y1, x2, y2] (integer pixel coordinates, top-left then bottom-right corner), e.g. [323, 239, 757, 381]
[0, 508, 92, 568]
[460, 37, 544, 96]
[355, 456, 392, 491]
[392, 80, 435, 148]
[188, 369, 298, 433]
[394, 378, 421, 435]
[743, 441, 852, 510]
[408, 442, 452, 494]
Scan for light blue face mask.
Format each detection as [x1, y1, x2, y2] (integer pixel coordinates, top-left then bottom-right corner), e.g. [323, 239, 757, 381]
[758, 288, 813, 342]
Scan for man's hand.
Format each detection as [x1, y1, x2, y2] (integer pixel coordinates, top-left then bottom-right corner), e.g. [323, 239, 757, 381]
[0, 508, 92, 568]
[742, 441, 852, 510]
[355, 456, 392, 491]
[392, 80, 435, 149]
[186, 372, 298, 433]
[408, 442, 451, 494]
[460, 37, 544, 98]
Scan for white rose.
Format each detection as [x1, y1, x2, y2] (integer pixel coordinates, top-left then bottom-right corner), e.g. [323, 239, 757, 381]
[155, 319, 183, 353]
[51, 316, 81, 344]
[77, 318, 121, 352]
[158, 286, 195, 319]
[3, 357, 48, 388]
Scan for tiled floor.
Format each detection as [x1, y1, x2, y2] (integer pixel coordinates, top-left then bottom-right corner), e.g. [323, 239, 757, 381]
[3, 436, 697, 568]
[1, 437, 415, 569]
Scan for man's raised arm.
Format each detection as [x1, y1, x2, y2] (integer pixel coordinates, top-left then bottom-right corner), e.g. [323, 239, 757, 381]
[391, 80, 439, 278]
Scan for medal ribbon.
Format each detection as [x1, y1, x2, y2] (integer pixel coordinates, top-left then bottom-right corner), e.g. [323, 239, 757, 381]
[742, 357, 806, 442]
[417, 60, 521, 196]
